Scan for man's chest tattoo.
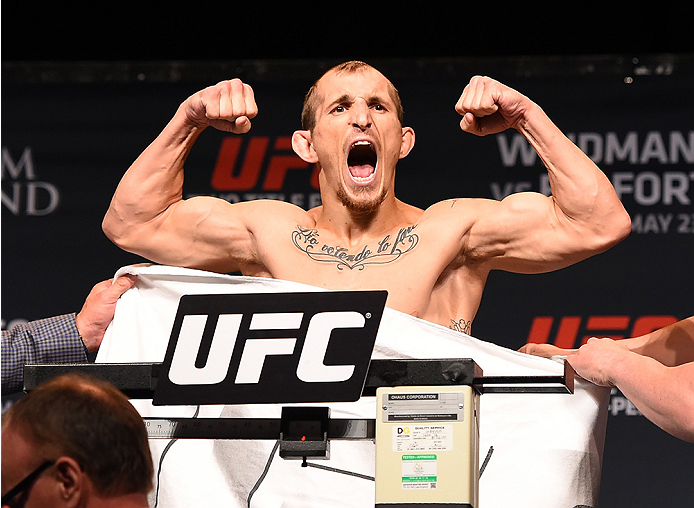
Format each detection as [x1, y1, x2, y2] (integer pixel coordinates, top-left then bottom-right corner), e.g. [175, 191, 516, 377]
[291, 225, 419, 270]
[450, 318, 471, 335]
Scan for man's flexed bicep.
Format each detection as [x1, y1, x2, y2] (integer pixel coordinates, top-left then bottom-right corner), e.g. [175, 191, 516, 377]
[454, 76, 631, 272]
[463, 191, 618, 273]
[117, 196, 264, 273]
[103, 79, 259, 271]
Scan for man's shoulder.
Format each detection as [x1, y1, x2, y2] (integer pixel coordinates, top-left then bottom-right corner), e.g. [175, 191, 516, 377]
[243, 198, 313, 215]
[239, 198, 316, 229]
[418, 197, 495, 223]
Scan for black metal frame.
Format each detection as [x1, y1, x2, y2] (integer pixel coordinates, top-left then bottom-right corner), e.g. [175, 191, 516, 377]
[23, 358, 574, 398]
[23, 359, 573, 444]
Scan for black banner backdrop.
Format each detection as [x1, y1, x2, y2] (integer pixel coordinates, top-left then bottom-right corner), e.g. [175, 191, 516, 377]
[3, 56, 693, 506]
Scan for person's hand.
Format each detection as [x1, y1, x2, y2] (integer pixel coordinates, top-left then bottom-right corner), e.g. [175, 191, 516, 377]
[455, 76, 533, 136]
[566, 337, 631, 386]
[183, 79, 258, 133]
[75, 275, 137, 352]
[518, 342, 576, 358]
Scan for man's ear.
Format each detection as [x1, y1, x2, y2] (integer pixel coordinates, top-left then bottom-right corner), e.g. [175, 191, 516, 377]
[399, 127, 415, 159]
[292, 130, 319, 163]
[54, 456, 84, 506]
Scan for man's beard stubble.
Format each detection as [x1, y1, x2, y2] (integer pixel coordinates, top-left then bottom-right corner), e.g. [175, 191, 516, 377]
[337, 184, 388, 214]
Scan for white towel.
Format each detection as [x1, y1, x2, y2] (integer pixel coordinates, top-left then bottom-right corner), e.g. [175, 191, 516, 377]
[99, 264, 609, 508]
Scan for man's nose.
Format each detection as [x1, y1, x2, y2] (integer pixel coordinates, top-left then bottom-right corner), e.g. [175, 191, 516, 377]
[350, 100, 372, 129]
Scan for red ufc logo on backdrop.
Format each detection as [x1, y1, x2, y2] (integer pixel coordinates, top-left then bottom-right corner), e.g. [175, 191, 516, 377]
[211, 136, 320, 191]
[526, 315, 679, 348]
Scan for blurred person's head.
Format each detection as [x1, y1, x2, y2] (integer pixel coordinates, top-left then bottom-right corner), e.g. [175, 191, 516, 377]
[1, 373, 153, 507]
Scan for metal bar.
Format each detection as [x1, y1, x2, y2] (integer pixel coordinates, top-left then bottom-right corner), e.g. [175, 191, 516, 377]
[24, 359, 484, 397]
[474, 360, 575, 394]
[143, 417, 375, 440]
[23, 358, 574, 396]
[23, 362, 160, 398]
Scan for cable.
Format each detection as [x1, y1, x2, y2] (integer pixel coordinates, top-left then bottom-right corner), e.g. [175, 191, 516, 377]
[247, 439, 281, 508]
[153, 406, 200, 508]
[479, 446, 494, 478]
[302, 458, 375, 481]
[153, 438, 177, 507]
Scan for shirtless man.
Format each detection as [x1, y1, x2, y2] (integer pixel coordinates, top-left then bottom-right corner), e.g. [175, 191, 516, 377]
[103, 61, 631, 334]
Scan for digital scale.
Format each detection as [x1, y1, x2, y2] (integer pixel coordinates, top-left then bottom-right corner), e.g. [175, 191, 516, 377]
[375, 384, 479, 507]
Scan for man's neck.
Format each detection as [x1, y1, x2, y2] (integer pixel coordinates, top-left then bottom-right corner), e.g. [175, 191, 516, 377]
[90, 492, 150, 508]
[314, 197, 411, 243]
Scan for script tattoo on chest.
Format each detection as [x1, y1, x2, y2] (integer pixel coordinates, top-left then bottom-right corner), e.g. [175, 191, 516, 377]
[291, 225, 419, 270]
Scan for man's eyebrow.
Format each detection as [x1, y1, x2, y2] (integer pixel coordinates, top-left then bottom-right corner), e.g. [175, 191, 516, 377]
[328, 94, 353, 107]
[366, 95, 388, 106]
[328, 93, 389, 108]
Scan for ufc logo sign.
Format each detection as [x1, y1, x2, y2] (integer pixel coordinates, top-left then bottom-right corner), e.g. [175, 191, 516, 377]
[153, 291, 387, 406]
[526, 314, 679, 348]
[168, 311, 362, 385]
[211, 136, 319, 191]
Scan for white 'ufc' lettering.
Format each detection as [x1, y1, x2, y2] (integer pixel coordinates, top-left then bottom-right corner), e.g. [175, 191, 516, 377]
[167, 311, 364, 385]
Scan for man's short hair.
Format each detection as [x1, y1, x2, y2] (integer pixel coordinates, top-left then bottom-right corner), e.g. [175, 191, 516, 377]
[301, 60, 405, 131]
[2, 373, 154, 496]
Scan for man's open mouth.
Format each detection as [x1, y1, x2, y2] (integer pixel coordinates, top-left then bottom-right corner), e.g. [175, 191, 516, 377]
[347, 141, 377, 182]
